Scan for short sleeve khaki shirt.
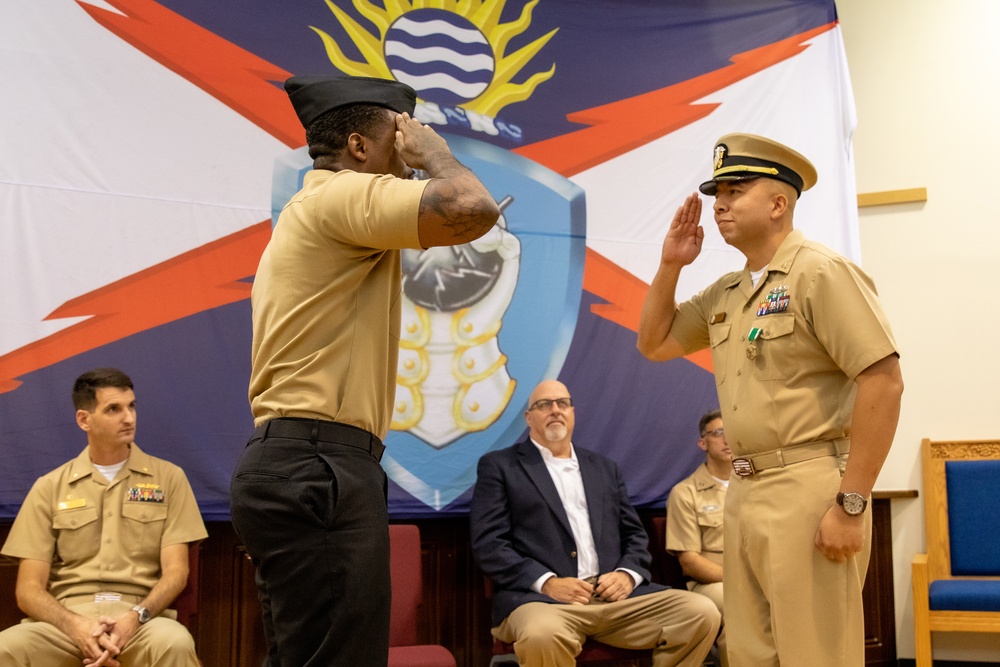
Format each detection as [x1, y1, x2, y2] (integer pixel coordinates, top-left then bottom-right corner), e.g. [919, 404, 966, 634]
[665, 463, 725, 566]
[1, 444, 208, 601]
[668, 230, 898, 456]
[249, 170, 427, 438]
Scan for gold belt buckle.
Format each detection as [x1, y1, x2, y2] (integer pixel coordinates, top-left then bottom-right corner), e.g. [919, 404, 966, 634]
[731, 458, 755, 477]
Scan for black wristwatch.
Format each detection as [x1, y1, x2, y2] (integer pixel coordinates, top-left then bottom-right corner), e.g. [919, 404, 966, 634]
[131, 605, 152, 624]
[836, 492, 868, 516]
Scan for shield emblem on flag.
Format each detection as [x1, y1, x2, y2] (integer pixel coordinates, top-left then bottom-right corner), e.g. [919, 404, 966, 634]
[272, 133, 586, 510]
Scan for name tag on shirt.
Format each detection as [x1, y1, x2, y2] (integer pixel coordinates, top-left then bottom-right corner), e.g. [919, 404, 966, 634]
[58, 498, 87, 510]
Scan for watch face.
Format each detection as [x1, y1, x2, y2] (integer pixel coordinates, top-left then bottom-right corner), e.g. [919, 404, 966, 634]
[841, 492, 866, 515]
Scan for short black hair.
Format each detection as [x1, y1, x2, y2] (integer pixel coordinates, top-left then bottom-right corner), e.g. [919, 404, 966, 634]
[72, 368, 133, 411]
[698, 409, 722, 436]
[305, 103, 393, 161]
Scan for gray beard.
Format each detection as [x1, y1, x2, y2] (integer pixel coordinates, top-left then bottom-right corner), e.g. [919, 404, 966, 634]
[544, 423, 568, 442]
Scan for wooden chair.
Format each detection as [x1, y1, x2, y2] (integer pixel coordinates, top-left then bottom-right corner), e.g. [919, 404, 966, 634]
[388, 524, 457, 667]
[912, 438, 1000, 666]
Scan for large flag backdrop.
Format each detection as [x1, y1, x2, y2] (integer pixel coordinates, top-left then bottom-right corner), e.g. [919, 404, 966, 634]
[0, 0, 857, 519]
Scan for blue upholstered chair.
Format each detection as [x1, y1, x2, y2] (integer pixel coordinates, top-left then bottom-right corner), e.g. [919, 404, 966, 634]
[912, 439, 1000, 666]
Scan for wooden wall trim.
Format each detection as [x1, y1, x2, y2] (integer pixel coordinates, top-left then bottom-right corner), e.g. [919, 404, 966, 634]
[858, 187, 927, 208]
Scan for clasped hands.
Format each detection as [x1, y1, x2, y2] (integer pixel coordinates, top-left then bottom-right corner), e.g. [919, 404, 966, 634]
[75, 612, 140, 667]
[541, 571, 634, 605]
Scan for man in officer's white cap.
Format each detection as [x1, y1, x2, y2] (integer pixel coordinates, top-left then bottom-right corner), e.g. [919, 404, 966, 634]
[231, 75, 500, 667]
[637, 133, 903, 666]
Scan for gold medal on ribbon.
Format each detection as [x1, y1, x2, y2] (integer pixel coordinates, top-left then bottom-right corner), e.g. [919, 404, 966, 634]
[746, 326, 762, 360]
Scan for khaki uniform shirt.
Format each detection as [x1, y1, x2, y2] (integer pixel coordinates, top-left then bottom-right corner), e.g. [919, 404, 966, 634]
[1, 444, 207, 601]
[249, 169, 427, 438]
[668, 230, 897, 457]
[665, 463, 725, 567]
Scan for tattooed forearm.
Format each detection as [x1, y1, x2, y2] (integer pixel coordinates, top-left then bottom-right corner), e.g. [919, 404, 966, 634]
[417, 154, 500, 247]
[419, 179, 498, 243]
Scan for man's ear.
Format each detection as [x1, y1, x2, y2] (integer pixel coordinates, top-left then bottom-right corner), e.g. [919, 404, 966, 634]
[346, 132, 367, 162]
[696, 438, 709, 453]
[770, 191, 789, 219]
[76, 409, 91, 432]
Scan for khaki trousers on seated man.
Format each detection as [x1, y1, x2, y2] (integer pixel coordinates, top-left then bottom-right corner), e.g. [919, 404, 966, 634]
[494, 587, 719, 666]
[0, 599, 196, 666]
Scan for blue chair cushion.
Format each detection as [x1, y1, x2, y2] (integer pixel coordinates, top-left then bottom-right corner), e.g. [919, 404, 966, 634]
[929, 580, 1000, 612]
[945, 460, 1000, 576]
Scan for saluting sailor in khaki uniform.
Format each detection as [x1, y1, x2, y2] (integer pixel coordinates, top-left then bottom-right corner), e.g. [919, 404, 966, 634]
[638, 134, 904, 666]
[0, 368, 207, 667]
[230, 75, 500, 667]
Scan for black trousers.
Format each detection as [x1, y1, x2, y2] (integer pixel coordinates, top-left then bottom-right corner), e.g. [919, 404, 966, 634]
[230, 418, 390, 667]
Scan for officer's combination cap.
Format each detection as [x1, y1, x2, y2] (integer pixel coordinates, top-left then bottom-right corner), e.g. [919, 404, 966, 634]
[285, 75, 418, 130]
[699, 133, 818, 198]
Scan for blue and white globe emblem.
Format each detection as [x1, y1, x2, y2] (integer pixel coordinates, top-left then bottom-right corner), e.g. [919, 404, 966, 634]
[384, 9, 495, 106]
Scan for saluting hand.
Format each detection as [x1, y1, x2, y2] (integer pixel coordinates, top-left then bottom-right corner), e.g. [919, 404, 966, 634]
[659, 192, 704, 266]
[393, 113, 450, 171]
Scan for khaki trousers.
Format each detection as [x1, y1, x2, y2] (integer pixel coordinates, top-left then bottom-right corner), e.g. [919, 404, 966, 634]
[493, 588, 720, 667]
[723, 456, 871, 667]
[0, 599, 199, 667]
[689, 581, 727, 667]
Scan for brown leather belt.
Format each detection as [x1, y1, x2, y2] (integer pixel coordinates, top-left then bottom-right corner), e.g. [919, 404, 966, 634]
[731, 438, 850, 477]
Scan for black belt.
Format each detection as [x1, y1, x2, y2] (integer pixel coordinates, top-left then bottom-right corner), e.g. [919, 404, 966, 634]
[253, 417, 385, 461]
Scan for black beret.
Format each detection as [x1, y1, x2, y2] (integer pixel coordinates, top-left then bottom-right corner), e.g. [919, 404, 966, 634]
[284, 75, 418, 129]
[699, 133, 818, 198]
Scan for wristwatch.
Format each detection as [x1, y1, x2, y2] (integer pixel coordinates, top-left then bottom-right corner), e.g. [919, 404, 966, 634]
[131, 605, 152, 624]
[836, 492, 868, 516]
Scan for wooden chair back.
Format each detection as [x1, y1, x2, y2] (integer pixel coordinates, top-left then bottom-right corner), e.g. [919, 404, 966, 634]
[912, 438, 1000, 666]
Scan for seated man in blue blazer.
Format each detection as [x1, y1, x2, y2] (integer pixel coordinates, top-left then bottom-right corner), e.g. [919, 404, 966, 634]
[470, 379, 721, 667]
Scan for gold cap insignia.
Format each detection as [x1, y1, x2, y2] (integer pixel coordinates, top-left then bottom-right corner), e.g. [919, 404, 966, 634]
[713, 144, 727, 171]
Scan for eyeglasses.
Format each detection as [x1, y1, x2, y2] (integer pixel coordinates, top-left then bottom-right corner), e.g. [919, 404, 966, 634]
[529, 397, 573, 412]
[701, 428, 725, 438]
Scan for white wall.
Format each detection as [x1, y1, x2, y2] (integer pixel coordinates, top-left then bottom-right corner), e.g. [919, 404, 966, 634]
[838, 0, 1000, 660]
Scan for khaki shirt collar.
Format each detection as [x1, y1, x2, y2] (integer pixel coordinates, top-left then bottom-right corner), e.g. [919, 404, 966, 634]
[66, 443, 154, 486]
[766, 229, 806, 277]
[691, 462, 722, 491]
[66, 447, 97, 484]
[124, 443, 155, 478]
[723, 229, 806, 296]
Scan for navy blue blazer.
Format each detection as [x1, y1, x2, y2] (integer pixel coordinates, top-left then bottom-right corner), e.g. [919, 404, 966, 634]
[469, 438, 665, 626]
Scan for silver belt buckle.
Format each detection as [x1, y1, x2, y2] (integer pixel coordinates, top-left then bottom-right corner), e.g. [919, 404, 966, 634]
[731, 458, 755, 477]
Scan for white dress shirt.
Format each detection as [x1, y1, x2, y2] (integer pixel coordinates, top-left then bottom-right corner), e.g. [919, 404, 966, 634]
[529, 439, 641, 593]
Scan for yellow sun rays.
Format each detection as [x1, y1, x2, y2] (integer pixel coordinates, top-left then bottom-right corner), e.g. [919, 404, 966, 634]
[310, 0, 557, 117]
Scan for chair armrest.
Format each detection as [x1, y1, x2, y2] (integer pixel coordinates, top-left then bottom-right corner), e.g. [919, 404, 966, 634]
[912, 553, 930, 614]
